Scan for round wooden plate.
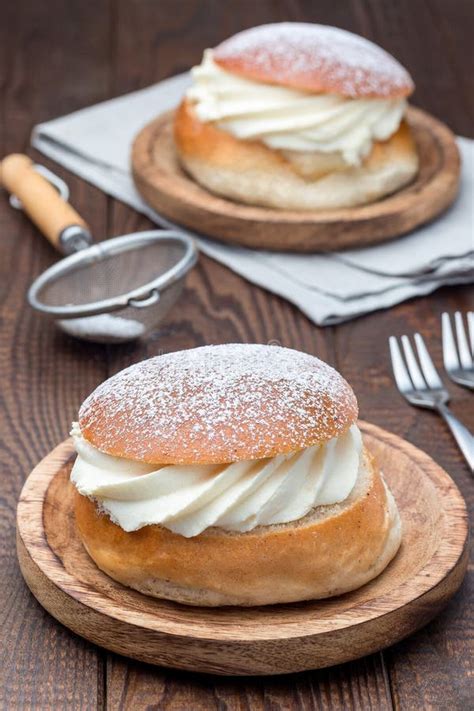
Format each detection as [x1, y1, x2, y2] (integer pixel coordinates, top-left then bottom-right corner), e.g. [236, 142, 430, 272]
[17, 422, 468, 676]
[131, 106, 460, 252]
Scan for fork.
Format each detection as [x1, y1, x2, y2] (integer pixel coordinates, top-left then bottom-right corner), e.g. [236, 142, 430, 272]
[442, 312, 474, 389]
[389, 333, 474, 472]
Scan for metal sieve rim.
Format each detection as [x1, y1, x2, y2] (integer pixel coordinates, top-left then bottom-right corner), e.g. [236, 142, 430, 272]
[27, 230, 197, 318]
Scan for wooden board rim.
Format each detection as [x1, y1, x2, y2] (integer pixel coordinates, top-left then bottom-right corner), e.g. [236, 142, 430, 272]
[131, 106, 461, 252]
[16, 422, 469, 673]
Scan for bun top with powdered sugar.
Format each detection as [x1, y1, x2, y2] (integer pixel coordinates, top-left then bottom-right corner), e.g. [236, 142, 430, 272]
[78, 344, 358, 465]
[213, 23, 414, 99]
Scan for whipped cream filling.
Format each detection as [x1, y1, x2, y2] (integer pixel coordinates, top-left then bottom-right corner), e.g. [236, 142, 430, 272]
[70, 423, 362, 538]
[187, 50, 406, 165]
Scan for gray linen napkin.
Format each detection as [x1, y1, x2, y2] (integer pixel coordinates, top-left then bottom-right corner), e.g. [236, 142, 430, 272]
[32, 73, 474, 325]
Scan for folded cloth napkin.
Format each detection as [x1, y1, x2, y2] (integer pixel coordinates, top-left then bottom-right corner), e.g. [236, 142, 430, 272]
[32, 73, 474, 325]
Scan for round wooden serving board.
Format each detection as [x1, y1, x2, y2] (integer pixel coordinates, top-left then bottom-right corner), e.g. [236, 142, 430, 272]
[17, 422, 468, 676]
[131, 107, 460, 252]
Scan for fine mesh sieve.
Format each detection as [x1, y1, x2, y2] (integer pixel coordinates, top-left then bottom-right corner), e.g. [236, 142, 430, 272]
[1, 154, 197, 343]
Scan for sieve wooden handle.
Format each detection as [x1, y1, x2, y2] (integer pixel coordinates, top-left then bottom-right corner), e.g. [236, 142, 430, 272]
[0, 153, 90, 251]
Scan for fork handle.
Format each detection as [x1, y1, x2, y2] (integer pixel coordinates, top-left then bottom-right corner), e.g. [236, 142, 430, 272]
[436, 403, 474, 473]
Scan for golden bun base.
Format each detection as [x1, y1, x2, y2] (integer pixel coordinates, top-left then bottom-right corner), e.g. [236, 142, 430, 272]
[74, 449, 401, 607]
[174, 100, 419, 210]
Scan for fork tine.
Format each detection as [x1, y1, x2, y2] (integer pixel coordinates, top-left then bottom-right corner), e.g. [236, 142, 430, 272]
[468, 312, 474, 355]
[455, 311, 473, 369]
[414, 333, 443, 389]
[389, 337, 413, 394]
[401, 335, 426, 390]
[442, 312, 460, 373]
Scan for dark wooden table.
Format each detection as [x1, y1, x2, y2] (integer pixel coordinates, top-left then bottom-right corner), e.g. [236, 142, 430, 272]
[1, 1, 473, 709]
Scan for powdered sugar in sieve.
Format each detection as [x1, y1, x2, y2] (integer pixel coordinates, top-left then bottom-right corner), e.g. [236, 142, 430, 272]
[59, 314, 146, 343]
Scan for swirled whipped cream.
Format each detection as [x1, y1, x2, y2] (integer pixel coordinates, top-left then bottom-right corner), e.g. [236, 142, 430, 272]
[187, 50, 406, 165]
[70, 422, 362, 538]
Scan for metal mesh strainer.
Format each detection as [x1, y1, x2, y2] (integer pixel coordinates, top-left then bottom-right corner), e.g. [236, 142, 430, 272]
[1, 154, 197, 343]
[29, 230, 196, 343]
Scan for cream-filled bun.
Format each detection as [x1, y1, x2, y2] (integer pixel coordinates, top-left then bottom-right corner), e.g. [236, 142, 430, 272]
[71, 344, 401, 606]
[174, 23, 419, 210]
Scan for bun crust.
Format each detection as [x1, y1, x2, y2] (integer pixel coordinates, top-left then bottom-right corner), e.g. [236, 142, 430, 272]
[213, 23, 414, 99]
[79, 344, 358, 465]
[74, 449, 401, 606]
[175, 100, 419, 211]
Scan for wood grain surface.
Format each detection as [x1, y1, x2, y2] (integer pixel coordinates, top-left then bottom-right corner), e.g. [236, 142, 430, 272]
[16, 425, 468, 675]
[131, 107, 460, 252]
[1, 0, 473, 708]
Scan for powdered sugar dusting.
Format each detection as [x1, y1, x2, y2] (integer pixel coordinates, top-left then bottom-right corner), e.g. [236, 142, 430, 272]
[214, 23, 414, 98]
[79, 344, 358, 464]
